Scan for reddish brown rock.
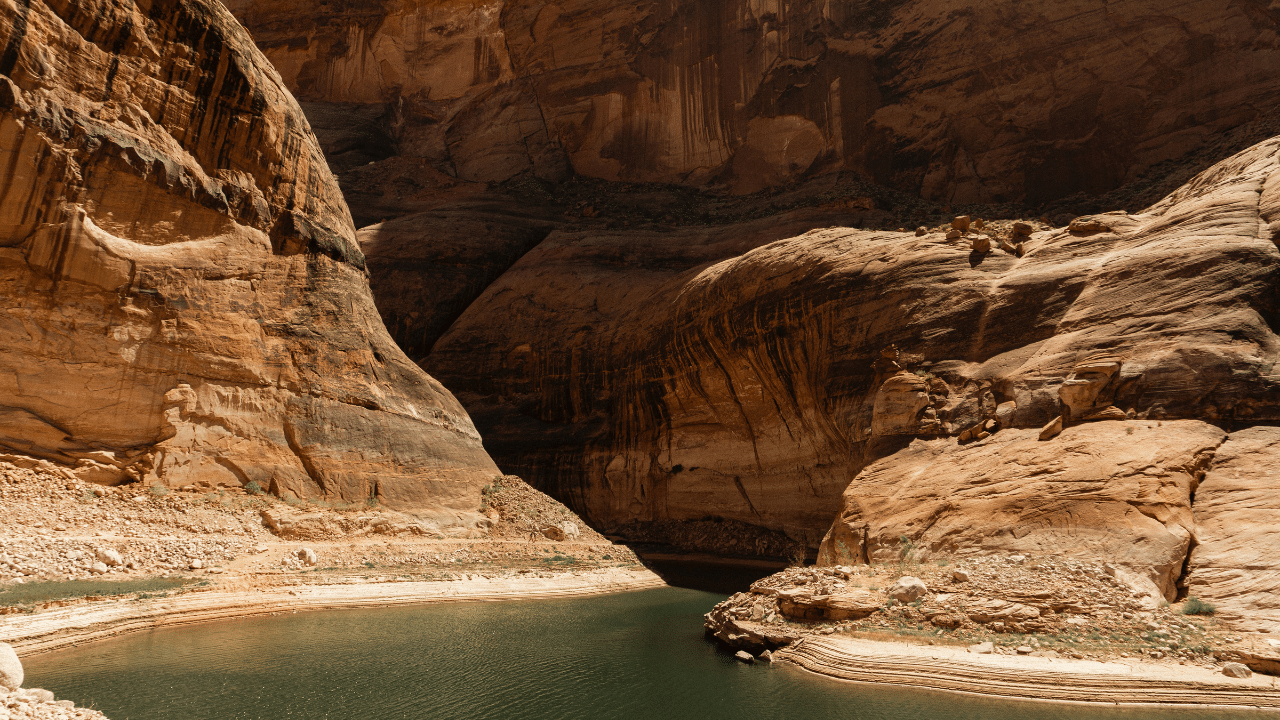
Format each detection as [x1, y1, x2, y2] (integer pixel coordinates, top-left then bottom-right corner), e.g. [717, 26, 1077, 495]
[0, 0, 498, 522]
[425, 134, 1280, 550]
[226, 0, 1280, 205]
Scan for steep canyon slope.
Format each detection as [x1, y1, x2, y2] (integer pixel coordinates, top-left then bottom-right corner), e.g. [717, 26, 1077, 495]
[0, 0, 499, 526]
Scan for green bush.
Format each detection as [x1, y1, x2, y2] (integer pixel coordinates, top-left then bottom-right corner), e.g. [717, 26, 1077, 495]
[244, 481, 264, 495]
[1182, 597, 1216, 616]
[148, 485, 169, 496]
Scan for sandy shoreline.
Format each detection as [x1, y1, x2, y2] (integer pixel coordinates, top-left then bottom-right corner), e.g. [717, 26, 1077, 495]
[777, 635, 1280, 709]
[0, 567, 667, 656]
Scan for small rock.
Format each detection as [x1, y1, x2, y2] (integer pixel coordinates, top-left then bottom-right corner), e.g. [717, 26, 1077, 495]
[1009, 554, 1027, 564]
[952, 215, 971, 232]
[759, 650, 773, 663]
[952, 569, 970, 583]
[971, 235, 992, 253]
[969, 642, 994, 654]
[1222, 662, 1253, 679]
[90, 561, 108, 574]
[0, 642, 22, 690]
[915, 227, 928, 236]
[1016, 646, 1034, 655]
[190, 559, 203, 570]
[95, 548, 123, 567]
[735, 651, 755, 664]
[946, 228, 962, 240]
[1012, 221, 1034, 236]
[887, 576, 928, 603]
[92, 487, 108, 497]
[21, 688, 54, 703]
[296, 548, 317, 566]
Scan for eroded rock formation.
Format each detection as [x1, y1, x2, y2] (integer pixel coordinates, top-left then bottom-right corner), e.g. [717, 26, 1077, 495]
[227, 0, 1280, 213]
[422, 134, 1280, 566]
[0, 0, 498, 523]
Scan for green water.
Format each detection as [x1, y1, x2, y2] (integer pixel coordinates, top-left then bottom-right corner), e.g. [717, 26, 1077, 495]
[21, 587, 1261, 720]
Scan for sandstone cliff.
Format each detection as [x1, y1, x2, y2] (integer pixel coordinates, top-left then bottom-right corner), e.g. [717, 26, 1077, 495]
[226, 0, 1280, 213]
[0, 0, 499, 524]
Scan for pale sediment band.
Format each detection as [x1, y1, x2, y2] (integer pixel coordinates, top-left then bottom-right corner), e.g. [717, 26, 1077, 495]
[1, 569, 666, 656]
[780, 636, 1280, 708]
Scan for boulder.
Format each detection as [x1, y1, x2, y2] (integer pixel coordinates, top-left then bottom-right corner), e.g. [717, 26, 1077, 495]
[1011, 222, 1034, 236]
[296, 548, 318, 567]
[735, 651, 755, 664]
[962, 598, 1043, 624]
[872, 373, 937, 436]
[819, 421, 1225, 600]
[952, 216, 972, 233]
[1222, 662, 1253, 679]
[95, 549, 122, 567]
[968, 642, 994, 654]
[951, 570, 970, 583]
[0, 643, 21, 690]
[89, 562, 107, 575]
[777, 589, 883, 621]
[971, 235, 992, 253]
[887, 576, 928, 603]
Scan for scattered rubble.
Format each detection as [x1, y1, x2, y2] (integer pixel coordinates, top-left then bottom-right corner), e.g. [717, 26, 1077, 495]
[706, 555, 1268, 675]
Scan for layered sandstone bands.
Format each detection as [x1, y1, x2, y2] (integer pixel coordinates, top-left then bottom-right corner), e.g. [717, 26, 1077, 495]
[0, 0, 498, 523]
[780, 637, 1280, 708]
[227, 0, 1280, 208]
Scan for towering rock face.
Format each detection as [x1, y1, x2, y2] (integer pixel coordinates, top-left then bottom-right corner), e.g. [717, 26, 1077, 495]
[227, 0, 1280, 209]
[424, 133, 1280, 568]
[0, 0, 498, 521]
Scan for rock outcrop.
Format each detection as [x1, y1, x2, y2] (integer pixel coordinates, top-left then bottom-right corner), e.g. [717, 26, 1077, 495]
[423, 135, 1280, 554]
[1186, 427, 1280, 633]
[817, 420, 1225, 601]
[226, 0, 1280, 209]
[0, 0, 498, 522]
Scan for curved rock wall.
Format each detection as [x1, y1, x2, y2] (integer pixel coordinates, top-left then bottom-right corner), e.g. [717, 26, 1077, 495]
[227, 0, 1280, 204]
[426, 134, 1280, 554]
[0, 0, 498, 522]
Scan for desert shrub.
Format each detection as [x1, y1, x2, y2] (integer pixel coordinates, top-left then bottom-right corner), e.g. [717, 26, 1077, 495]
[1182, 597, 1216, 616]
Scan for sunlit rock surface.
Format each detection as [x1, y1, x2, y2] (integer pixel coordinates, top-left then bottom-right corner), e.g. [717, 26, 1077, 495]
[0, 0, 498, 524]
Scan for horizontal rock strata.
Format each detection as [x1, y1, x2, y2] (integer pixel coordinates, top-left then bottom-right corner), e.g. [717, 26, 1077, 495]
[780, 637, 1280, 708]
[0, 0, 498, 522]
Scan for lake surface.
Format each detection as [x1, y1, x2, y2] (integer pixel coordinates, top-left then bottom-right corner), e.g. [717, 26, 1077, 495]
[23, 586, 1260, 720]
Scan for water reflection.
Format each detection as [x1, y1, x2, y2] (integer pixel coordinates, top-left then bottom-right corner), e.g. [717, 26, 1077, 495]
[25, 588, 1252, 720]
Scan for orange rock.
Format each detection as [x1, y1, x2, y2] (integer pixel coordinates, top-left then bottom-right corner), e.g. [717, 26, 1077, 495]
[0, 0, 498, 520]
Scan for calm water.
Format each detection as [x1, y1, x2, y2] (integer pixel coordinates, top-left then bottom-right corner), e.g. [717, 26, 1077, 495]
[23, 587, 1260, 720]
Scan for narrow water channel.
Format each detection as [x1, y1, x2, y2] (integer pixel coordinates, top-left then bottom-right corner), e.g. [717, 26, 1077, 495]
[22, 585, 1258, 720]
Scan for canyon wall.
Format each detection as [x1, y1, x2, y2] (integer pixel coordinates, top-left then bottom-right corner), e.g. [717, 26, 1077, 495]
[217, 0, 1280, 618]
[424, 136, 1280, 549]
[226, 0, 1280, 214]
[0, 0, 498, 525]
